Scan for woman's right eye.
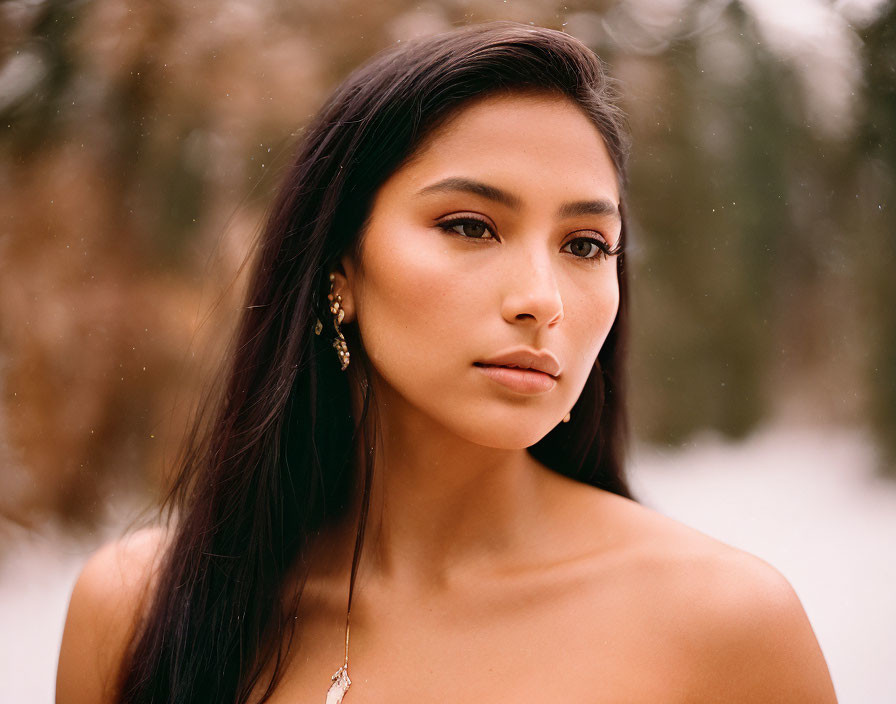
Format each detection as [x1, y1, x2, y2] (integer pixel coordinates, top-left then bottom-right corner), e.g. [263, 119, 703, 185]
[436, 217, 495, 240]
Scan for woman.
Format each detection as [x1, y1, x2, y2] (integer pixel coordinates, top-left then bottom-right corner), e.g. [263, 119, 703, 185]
[56, 21, 837, 703]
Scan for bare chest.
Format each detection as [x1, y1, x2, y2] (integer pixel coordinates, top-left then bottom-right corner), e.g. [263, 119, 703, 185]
[253, 573, 696, 704]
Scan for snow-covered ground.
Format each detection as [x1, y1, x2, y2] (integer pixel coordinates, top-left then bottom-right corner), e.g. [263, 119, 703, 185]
[2, 422, 894, 703]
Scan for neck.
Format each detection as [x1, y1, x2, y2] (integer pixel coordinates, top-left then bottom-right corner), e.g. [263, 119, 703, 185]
[321, 373, 558, 594]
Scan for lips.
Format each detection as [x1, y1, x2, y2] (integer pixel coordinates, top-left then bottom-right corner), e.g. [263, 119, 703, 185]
[476, 363, 552, 377]
[475, 363, 558, 394]
[474, 346, 562, 378]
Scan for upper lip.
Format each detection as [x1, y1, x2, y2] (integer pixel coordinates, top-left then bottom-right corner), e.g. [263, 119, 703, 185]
[475, 346, 562, 379]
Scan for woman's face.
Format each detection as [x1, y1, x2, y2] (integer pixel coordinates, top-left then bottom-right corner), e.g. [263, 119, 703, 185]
[339, 91, 622, 448]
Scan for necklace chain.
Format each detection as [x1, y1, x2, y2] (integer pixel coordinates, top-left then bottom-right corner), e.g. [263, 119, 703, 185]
[325, 579, 352, 702]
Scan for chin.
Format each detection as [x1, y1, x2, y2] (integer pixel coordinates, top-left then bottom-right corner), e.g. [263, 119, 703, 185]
[458, 418, 556, 450]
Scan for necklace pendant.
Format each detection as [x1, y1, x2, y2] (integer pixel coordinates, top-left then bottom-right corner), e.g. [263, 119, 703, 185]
[325, 664, 351, 704]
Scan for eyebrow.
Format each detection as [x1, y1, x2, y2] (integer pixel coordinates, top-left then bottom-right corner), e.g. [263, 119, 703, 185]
[415, 177, 621, 221]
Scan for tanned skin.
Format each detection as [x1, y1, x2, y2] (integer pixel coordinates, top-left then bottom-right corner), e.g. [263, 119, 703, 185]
[57, 93, 838, 704]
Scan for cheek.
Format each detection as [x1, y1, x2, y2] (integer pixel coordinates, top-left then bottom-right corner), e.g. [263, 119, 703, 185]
[353, 224, 477, 381]
[598, 269, 621, 331]
[571, 269, 620, 365]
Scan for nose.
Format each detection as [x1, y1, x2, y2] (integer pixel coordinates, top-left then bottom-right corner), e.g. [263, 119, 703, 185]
[500, 247, 564, 328]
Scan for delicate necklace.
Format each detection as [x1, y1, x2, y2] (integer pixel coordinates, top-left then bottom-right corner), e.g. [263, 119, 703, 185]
[327, 532, 363, 704]
[325, 604, 351, 703]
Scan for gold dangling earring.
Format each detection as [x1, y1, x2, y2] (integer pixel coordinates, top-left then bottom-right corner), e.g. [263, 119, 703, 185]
[313, 273, 350, 371]
[562, 411, 571, 423]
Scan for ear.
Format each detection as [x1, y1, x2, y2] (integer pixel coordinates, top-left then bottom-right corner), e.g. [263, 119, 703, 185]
[329, 254, 358, 324]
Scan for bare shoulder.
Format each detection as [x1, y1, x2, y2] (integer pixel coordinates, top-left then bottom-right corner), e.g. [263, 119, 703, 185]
[56, 525, 171, 704]
[585, 490, 839, 703]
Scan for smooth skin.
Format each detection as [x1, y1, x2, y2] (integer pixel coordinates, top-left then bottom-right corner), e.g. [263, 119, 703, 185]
[57, 92, 838, 703]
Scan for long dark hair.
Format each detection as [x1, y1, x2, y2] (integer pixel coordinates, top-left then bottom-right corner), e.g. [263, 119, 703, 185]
[117, 20, 634, 703]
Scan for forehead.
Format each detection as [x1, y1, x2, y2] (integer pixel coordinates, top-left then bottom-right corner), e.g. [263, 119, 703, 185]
[393, 91, 620, 203]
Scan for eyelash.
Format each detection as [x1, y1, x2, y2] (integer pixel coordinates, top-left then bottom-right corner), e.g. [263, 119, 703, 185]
[436, 215, 622, 263]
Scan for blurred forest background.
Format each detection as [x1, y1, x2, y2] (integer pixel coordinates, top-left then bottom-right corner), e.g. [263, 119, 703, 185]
[0, 0, 894, 534]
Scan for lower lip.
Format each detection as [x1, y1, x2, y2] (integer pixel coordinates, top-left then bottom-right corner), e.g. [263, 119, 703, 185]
[475, 364, 557, 394]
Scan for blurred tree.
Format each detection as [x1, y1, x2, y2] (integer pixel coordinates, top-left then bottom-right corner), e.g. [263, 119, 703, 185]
[858, 1, 896, 468]
[618, 0, 892, 461]
[1, 0, 892, 533]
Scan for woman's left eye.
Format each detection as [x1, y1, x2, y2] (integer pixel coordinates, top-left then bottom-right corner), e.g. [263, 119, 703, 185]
[564, 237, 613, 262]
[436, 217, 615, 263]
